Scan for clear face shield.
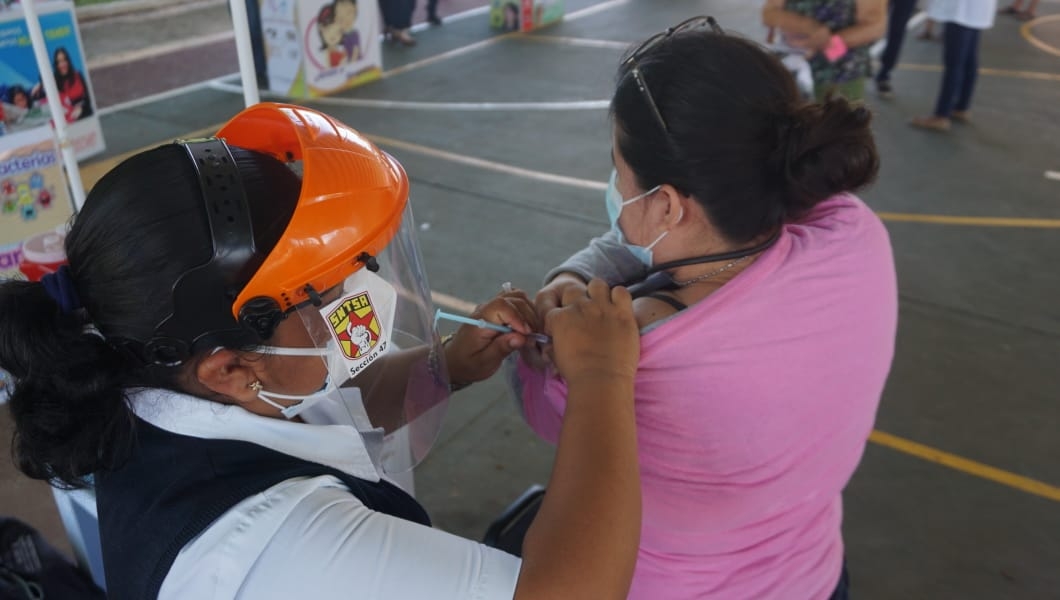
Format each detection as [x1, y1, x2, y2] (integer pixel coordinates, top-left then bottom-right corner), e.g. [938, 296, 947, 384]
[256, 206, 449, 474]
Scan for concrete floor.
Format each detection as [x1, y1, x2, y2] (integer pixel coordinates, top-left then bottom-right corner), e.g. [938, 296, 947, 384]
[2, 0, 1058, 598]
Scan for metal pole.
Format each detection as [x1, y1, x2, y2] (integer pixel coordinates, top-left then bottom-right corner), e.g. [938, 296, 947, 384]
[21, 0, 86, 210]
[228, 0, 261, 107]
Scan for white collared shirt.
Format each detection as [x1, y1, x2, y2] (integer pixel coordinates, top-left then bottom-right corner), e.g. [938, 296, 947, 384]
[927, 0, 998, 29]
[128, 389, 521, 600]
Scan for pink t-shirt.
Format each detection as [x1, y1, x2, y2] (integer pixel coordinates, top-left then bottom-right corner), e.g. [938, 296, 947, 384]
[517, 194, 897, 600]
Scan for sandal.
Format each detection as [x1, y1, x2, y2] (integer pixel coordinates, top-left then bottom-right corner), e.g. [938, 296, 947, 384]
[391, 28, 417, 46]
[1016, 10, 1036, 21]
[910, 115, 951, 132]
[999, 6, 1019, 15]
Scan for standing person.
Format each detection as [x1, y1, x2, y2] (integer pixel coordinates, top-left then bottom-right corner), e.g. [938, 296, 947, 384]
[426, 0, 441, 25]
[763, 0, 887, 101]
[875, 0, 918, 98]
[379, 0, 417, 45]
[911, 0, 997, 131]
[0, 103, 644, 600]
[514, 16, 897, 600]
[1000, 0, 1040, 20]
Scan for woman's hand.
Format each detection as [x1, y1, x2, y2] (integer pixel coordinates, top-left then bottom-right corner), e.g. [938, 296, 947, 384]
[444, 290, 540, 387]
[521, 273, 588, 370]
[789, 23, 832, 55]
[546, 278, 639, 391]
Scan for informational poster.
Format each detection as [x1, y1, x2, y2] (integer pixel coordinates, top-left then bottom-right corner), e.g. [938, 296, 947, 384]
[260, 0, 382, 98]
[0, 125, 72, 280]
[0, 1, 104, 160]
[490, 0, 563, 32]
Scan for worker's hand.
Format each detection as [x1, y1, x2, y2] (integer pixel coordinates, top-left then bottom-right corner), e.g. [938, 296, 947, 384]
[546, 278, 639, 391]
[521, 273, 588, 370]
[444, 290, 540, 387]
[789, 24, 831, 55]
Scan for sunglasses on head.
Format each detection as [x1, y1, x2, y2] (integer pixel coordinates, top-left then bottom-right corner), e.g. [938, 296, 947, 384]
[623, 16, 724, 136]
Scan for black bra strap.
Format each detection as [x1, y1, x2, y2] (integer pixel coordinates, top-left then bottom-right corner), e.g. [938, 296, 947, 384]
[644, 293, 687, 312]
[626, 271, 678, 299]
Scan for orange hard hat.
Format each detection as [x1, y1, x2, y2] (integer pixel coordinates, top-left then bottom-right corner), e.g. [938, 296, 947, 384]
[217, 102, 409, 319]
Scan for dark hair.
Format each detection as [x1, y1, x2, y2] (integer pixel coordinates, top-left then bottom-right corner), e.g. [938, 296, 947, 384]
[6, 85, 29, 106]
[318, 4, 337, 50]
[52, 47, 76, 87]
[0, 144, 301, 488]
[612, 32, 879, 244]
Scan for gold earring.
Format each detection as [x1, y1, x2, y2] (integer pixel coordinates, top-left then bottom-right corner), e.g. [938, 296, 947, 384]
[248, 380, 263, 392]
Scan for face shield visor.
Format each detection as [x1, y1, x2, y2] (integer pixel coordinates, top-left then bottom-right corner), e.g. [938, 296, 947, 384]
[256, 207, 448, 473]
[213, 103, 449, 473]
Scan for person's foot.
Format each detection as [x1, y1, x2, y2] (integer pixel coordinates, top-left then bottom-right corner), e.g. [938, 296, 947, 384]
[427, 13, 442, 25]
[910, 115, 951, 131]
[876, 79, 895, 100]
[916, 29, 936, 41]
[392, 28, 417, 46]
[951, 110, 971, 123]
[999, 5, 1019, 15]
[1016, 10, 1036, 21]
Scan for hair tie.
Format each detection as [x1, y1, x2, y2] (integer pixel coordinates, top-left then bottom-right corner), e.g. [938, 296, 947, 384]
[40, 265, 82, 314]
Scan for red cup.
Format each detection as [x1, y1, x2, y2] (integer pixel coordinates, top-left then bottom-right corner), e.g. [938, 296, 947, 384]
[19, 230, 67, 282]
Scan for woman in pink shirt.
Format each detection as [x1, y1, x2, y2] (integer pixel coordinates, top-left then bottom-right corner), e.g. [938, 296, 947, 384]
[513, 17, 897, 600]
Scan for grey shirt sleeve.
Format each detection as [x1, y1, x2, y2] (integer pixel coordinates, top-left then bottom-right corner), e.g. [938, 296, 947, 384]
[543, 229, 648, 286]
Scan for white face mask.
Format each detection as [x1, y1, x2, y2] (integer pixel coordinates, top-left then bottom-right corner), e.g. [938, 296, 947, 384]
[251, 269, 399, 420]
[251, 344, 338, 419]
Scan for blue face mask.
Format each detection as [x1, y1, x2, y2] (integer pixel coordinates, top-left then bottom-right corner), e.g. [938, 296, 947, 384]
[606, 169, 666, 267]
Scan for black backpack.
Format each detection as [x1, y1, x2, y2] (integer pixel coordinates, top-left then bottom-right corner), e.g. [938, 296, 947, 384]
[0, 516, 105, 600]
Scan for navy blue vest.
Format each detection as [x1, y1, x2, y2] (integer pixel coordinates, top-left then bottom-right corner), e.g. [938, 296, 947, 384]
[95, 417, 430, 600]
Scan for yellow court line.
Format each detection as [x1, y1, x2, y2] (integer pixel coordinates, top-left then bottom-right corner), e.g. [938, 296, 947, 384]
[76, 129, 1060, 504]
[876, 212, 1060, 228]
[1021, 14, 1060, 58]
[365, 135, 1060, 229]
[898, 62, 1060, 82]
[81, 130, 1060, 229]
[869, 430, 1060, 502]
[78, 123, 224, 190]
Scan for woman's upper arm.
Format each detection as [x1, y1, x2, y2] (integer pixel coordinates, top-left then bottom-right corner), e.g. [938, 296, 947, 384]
[238, 486, 521, 600]
[545, 228, 646, 287]
[856, 0, 887, 28]
[762, 0, 786, 23]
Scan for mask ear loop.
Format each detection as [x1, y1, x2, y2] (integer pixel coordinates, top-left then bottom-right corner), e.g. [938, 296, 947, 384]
[642, 200, 684, 252]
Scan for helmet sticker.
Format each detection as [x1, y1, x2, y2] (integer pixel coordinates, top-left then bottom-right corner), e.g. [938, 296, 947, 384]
[329, 292, 383, 360]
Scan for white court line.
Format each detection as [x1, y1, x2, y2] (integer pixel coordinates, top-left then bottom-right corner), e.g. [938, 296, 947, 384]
[79, 0, 226, 29]
[383, 0, 631, 79]
[382, 37, 503, 79]
[99, 73, 239, 116]
[431, 291, 479, 314]
[564, 0, 631, 22]
[410, 4, 490, 31]
[208, 81, 609, 110]
[870, 11, 927, 58]
[368, 133, 607, 191]
[1046, 171, 1060, 181]
[523, 35, 631, 50]
[91, 2, 490, 114]
[88, 30, 236, 70]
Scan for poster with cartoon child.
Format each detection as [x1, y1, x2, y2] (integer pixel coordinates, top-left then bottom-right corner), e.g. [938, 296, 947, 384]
[261, 0, 379, 98]
[300, 0, 378, 96]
